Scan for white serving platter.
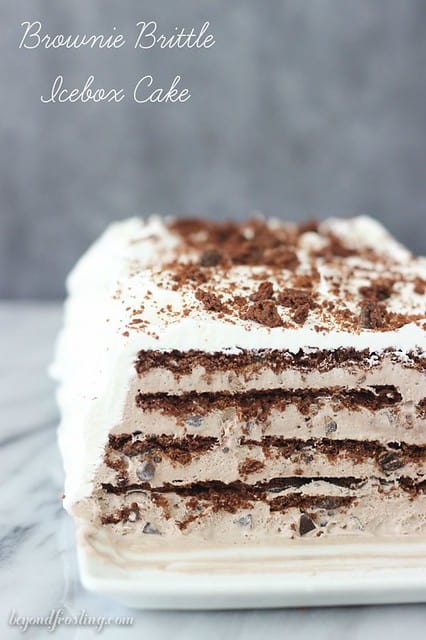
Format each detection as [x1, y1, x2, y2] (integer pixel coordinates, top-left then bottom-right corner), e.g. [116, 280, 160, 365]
[78, 537, 426, 609]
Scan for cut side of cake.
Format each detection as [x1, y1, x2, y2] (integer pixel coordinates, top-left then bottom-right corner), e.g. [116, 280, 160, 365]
[52, 215, 426, 552]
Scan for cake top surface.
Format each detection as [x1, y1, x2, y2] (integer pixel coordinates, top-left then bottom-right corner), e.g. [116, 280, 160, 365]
[67, 215, 426, 354]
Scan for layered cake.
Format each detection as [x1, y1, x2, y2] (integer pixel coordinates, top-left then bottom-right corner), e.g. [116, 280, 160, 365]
[52, 215, 426, 551]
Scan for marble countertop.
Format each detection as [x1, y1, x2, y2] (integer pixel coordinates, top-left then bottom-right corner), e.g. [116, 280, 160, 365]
[1, 301, 425, 639]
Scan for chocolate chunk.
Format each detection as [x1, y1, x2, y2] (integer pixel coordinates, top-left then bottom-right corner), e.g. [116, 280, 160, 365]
[299, 514, 316, 536]
[250, 281, 274, 302]
[199, 248, 222, 267]
[143, 522, 160, 534]
[235, 514, 252, 528]
[316, 232, 356, 258]
[185, 415, 204, 428]
[379, 452, 404, 474]
[136, 461, 155, 482]
[325, 420, 338, 435]
[359, 301, 384, 329]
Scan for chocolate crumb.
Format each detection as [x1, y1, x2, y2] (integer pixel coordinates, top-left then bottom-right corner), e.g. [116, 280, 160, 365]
[359, 277, 394, 301]
[278, 288, 315, 325]
[278, 288, 313, 308]
[195, 288, 226, 313]
[298, 219, 319, 234]
[171, 262, 207, 288]
[250, 281, 274, 302]
[359, 301, 384, 329]
[413, 277, 426, 295]
[292, 303, 310, 325]
[199, 248, 223, 267]
[238, 458, 265, 477]
[263, 247, 299, 269]
[244, 300, 283, 328]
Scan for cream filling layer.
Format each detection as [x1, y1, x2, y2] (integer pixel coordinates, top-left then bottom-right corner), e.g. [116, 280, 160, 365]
[113, 403, 425, 445]
[84, 483, 426, 544]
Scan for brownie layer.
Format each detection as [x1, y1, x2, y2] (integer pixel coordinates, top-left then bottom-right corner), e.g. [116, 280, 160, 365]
[101, 476, 426, 498]
[135, 386, 404, 417]
[136, 347, 425, 376]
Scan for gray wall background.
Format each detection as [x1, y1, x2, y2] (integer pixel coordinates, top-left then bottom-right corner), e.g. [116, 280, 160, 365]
[1, 0, 426, 298]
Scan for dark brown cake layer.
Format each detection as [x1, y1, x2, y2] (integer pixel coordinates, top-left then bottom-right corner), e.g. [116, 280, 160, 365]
[99, 477, 426, 527]
[102, 476, 367, 495]
[107, 434, 426, 469]
[108, 434, 218, 465]
[135, 347, 425, 376]
[135, 385, 403, 419]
